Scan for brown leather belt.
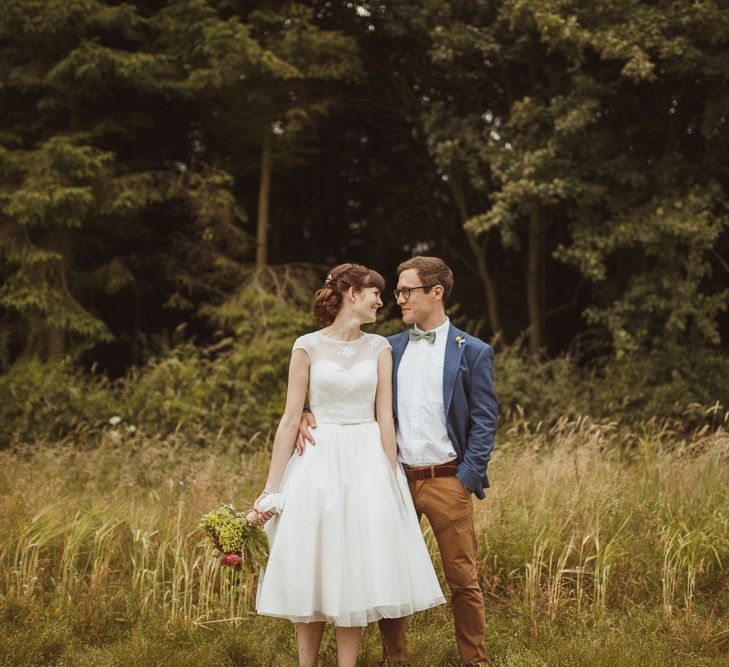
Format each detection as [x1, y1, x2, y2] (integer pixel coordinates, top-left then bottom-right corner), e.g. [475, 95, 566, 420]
[403, 462, 458, 481]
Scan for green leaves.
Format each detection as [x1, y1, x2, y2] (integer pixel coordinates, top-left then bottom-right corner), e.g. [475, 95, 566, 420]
[406, 0, 729, 351]
[6, 186, 94, 229]
[577, 186, 729, 351]
[0, 136, 117, 349]
[0, 0, 726, 369]
[0, 1, 252, 359]
[47, 42, 174, 98]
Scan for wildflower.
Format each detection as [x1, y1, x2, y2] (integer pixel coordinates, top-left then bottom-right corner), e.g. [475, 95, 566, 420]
[220, 553, 242, 568]
[218, 520, 245, 553]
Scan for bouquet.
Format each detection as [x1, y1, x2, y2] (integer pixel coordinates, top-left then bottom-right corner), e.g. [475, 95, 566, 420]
[199, 495, 284, 575]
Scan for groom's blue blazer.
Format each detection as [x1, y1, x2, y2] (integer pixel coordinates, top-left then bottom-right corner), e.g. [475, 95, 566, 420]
[388, 323, 497, 499]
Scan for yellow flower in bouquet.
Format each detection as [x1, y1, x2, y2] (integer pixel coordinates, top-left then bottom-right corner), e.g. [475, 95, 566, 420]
[218, 521, 245, 553]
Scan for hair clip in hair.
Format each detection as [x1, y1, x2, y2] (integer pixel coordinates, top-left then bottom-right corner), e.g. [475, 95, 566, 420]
[324, 274, 333, 287]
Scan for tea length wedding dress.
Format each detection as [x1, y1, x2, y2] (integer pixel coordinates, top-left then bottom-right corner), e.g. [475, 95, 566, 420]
[256, 331, 445, 626]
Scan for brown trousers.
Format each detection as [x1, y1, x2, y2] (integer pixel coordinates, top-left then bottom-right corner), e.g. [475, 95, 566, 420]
[378, 476, 487, 666]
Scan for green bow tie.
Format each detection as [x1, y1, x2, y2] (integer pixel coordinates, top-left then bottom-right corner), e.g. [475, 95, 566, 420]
[409, 329, 436, 344]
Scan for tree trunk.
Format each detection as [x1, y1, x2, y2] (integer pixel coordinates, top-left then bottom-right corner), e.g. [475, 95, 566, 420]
[256, 130, 272, 269]
[465, 232, 502, 336]
[46, 326, 64, 363]
[41, 230, 71, 362]
[527, 206, 545, 356]
[448, 177, 502, 336]
[130, 283, 141, 365]
[68, 95, 80, 133]
[271, 176, 285, 262]
[309, 167, 320, 253]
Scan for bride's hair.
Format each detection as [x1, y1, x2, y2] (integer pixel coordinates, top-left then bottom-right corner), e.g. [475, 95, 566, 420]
[313, 263, 385, 327]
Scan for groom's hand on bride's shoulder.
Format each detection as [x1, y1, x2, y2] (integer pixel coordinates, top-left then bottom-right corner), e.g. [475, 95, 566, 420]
[295, 412, 317, 455]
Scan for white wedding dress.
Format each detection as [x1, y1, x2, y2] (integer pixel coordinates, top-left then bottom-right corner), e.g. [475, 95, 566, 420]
[256, 331, 445, 627]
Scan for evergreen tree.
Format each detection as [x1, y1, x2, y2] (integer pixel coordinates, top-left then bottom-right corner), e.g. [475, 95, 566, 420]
[0, 0, 245, 361]
[160, 1, 363, 267]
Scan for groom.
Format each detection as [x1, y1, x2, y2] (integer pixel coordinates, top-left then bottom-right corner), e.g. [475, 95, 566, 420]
[299, 256, 496, 667]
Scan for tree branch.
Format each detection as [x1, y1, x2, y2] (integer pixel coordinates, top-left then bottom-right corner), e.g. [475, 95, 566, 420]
[711, 249, 729, 275]
[544, 277, 587, 320]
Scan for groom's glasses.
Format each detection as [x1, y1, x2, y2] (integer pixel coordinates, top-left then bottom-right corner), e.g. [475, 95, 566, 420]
[393, 285, 437, 301]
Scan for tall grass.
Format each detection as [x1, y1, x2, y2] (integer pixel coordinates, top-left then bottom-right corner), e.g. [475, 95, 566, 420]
[1, 417, 728, 665]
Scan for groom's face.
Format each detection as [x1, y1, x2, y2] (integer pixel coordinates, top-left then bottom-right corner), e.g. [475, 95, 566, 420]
[396, 268, 438, 326]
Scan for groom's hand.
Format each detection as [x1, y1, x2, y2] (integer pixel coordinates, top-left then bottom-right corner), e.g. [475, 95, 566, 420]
[295, 412, 317, 455]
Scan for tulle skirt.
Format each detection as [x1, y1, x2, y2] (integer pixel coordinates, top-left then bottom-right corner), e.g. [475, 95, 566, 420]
[255, 421, 445, 627]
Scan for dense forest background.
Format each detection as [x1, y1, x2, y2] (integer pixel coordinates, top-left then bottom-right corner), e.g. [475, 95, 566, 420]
[1, 0, 728, 445]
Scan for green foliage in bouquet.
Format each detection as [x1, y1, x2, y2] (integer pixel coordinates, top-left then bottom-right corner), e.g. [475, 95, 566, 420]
[199, 504, 269, 575]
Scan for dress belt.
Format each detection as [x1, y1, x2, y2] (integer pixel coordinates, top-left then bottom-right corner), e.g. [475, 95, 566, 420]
[315, 419, 376, 425]
[402, 461, 458, 481]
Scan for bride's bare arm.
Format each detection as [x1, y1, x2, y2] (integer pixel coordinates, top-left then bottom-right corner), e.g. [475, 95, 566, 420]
[255, 349, 310, 515]
[375, 347, 397, 471]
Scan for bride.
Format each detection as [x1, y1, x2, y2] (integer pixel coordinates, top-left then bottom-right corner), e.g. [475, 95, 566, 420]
[254, 263, 444, 667]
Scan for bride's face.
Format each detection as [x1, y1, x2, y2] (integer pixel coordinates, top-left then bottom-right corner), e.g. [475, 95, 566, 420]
[352, 286, 383, 324]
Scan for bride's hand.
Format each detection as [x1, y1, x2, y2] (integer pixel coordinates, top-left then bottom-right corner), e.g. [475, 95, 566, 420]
[253, 492, 275, 525]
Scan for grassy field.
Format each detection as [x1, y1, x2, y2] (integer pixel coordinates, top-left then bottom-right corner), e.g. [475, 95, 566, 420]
[1, 416, 729, 666]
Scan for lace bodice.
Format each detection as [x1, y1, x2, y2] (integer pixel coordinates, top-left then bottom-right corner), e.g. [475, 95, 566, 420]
[293, 331, 391, 424]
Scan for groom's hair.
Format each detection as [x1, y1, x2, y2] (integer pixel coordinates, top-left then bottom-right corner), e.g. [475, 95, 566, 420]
[397, 256, 454, 302]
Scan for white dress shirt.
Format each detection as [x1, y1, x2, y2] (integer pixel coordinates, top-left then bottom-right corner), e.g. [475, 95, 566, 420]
[396, 317, 458, 466]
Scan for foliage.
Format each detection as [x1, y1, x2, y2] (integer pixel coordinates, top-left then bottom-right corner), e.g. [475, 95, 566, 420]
[2, 0, 728, 371]
[495, 341, 729, 427]
[590, 345, 729, 425]
[0, 136, 118, 355]
[171, 1, 364, 154]
[118, 268, 317, 445]
[494, 343, 591, 422]
[0, 0, 248, 361]
[1, 0, 728, 440]
[373, 0, 729, 352]
[0, 266, 318, 448]
[193, 265, 318, 438]
[3, 280, 729, 448]
[0, 356, 115, 447]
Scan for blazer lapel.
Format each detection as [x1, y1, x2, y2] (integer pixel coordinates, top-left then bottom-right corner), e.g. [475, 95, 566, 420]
[390, 332, 409, 419]
[443, 324, 465, 417]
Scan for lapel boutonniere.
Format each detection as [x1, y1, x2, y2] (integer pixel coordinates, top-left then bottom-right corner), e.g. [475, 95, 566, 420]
[455, 336, 465, 348]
